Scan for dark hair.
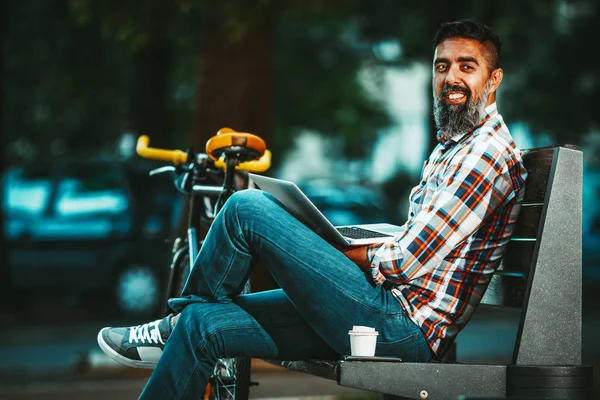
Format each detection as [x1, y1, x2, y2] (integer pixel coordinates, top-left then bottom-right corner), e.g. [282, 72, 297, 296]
[432, 20, 502, 69]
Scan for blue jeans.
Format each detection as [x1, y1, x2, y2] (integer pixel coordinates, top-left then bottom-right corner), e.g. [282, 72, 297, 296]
[140, 190, 430, 399]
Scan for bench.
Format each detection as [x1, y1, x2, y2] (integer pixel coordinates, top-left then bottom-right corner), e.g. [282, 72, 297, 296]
[265, 145, 594, 399]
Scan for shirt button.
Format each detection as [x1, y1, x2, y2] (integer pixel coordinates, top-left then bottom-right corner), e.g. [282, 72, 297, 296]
[410, 212, 415, 217]
[421, 181, 426, 185]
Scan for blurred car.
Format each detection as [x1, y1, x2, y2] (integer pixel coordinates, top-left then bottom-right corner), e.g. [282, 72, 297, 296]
[1, 159, 183, 317]
[297, 179, 390, 226]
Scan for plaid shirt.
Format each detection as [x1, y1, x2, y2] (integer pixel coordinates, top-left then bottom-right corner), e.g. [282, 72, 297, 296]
[367, 103, 527, 356]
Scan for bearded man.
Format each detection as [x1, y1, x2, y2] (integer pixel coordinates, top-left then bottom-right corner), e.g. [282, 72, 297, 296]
[97, 20, 527, 399]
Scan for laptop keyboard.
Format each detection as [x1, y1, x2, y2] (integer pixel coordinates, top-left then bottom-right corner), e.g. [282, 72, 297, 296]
[336, 226, 393, 240]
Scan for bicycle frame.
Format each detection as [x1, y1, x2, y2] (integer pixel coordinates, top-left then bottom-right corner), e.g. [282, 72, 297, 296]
[162, 154, 242, 314]
[186, 154, 246, 265]
[137, 132, 269, 399]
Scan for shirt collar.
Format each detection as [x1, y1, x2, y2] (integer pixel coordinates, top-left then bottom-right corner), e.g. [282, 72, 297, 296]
[436, 102, 498, 148]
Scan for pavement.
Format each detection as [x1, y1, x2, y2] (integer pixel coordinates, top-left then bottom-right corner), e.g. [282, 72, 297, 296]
[1, 282, 600, 399]
[0, 297, 374, 399]
[0, 372, 376, 400]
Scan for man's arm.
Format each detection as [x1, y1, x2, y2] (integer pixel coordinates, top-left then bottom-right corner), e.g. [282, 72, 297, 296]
[367, 141, 517, 286]
[331, 243, 372, 271]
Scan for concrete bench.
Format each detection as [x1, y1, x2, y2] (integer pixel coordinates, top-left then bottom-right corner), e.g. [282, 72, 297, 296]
[266, 145, 594, 399]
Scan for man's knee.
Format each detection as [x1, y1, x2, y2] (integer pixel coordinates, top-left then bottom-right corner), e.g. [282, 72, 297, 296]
[177, 304, 225, 343]
[228, 189, 265, 205]
[224, 189, 273, 216]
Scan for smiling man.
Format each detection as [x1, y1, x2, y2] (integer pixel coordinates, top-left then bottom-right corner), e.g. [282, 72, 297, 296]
[97, 20, 527, 399]
[432, 22, 503, 140]
[337, 20, 527, 357]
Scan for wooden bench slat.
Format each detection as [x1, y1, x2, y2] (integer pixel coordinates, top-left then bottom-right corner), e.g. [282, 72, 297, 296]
[498, 240, 535, 275]
[483, 239, 536, 307]
[480, 146, 560, 308]
[521, 147, 554, 203]
[482, 146, 578, 308]
[511, 205, 542, 239]
[481, 273, 528, 307]
[519, 145, 579, 204]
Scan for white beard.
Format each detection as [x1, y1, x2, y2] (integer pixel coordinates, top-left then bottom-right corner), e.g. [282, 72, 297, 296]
[433, 80, 491, 138]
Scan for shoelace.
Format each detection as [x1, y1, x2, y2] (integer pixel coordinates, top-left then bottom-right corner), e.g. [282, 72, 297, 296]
[128, 319, 165, 345]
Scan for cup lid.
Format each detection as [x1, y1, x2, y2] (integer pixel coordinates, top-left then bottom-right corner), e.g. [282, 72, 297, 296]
[348, 330, 379, 335]
[351, 325, 376, 332]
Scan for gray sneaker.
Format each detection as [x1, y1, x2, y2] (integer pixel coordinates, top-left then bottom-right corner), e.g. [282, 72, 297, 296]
[97, 314, 173, 369]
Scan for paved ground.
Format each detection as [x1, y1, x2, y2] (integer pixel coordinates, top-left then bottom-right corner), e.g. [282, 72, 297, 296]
[1, 281, 600, 399]
[0, 371, 376, 400]
[0, 297, 374, 399]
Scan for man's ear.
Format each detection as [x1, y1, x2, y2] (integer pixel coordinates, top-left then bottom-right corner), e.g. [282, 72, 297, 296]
[489, 68, 503, 93]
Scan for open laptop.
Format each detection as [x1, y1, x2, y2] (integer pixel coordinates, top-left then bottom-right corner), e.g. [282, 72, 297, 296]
[248, 173, 404, 246]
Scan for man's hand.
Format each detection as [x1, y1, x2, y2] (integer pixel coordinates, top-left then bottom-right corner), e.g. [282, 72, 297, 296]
[330, 242, 372, 271]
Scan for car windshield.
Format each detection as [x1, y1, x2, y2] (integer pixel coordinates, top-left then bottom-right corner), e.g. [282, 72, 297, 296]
[2, 167, 53, 218]
[298, 180, 389, 226]
[53, 166, 128, 217]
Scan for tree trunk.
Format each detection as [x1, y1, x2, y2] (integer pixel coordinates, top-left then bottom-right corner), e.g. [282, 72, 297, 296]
[0, 0, 11, 305]
[193, 22, 276, 292]
[129, 34, 173, 148]
[193, 22, 273, 154]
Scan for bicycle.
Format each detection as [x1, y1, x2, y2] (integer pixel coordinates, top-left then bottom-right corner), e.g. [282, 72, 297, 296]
[135, 127, 272, 400]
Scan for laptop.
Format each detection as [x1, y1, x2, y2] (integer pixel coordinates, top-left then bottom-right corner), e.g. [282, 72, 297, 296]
[248, 173, 405, 246]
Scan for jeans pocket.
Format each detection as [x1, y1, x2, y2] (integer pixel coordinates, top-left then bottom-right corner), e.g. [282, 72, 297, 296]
[376, 333, 418, 361]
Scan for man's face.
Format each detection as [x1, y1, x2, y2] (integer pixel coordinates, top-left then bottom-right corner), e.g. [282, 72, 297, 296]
[432, 37, 502, 137]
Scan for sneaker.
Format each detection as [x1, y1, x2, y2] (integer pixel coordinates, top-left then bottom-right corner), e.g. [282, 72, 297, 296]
[97, 314, 173, 369]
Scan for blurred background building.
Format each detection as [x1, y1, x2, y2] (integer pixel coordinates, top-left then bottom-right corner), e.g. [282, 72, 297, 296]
[2, 0, 600, 398]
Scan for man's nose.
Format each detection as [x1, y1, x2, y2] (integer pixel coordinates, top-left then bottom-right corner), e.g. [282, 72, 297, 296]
[444, 66, 462, 86]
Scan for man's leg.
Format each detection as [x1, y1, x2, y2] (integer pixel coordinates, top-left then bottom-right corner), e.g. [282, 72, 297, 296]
[140, 289, 340, 399]
[101, 189, 430, 398]
[169, 189, 429, 358]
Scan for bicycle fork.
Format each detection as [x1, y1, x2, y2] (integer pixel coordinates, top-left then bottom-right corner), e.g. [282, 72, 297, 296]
[163, 227, 200, 316]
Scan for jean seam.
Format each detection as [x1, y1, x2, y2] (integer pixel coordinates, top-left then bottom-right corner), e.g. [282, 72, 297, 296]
[256, 320, 309, 329]
[180, 363, 201, 400]
[255, 231, 384, 315]
[211, 231, 249, 297]
[378, 332, 417, 347]
[231, 303, 310, 331]
[383, 309, 407, 316]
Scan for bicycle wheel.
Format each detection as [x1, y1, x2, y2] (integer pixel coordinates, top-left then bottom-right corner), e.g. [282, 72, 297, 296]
[173, 252, 192, 297]
[162, 247, 191, 315]
[205, 356, 251, 400]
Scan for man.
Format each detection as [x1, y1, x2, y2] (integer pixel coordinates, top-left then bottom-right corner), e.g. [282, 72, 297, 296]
[98, 19, 527, 399]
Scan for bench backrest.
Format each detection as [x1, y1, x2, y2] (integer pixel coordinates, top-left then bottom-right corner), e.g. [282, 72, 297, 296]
[480, 144, 582, 366]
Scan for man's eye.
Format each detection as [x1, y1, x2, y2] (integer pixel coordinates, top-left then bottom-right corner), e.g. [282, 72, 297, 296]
[435, 65, 447, 72]
[462, 65, 474, 71]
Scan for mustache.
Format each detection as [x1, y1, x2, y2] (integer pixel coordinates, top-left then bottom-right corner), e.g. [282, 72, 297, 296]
[440, 85, 471, 97]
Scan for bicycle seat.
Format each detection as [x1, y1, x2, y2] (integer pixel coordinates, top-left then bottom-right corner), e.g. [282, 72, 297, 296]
[205, 128, 267, 163]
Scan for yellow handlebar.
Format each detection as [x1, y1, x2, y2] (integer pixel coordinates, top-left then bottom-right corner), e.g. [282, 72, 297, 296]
[136, 135, 189, 165]
[136, 135, 272, 173]
[214, 149, 272, 173]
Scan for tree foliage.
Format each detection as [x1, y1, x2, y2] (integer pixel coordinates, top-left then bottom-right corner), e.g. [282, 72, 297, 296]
[4, 0, 600, 165]
[4, 0, 131, 162]
[273, 16, 390, 159]
[67, 0, 388, 161]
[352, 0, 600, 144]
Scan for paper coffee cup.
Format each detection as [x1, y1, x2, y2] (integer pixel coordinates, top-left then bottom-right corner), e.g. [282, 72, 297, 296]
[348, 326, 378, 356]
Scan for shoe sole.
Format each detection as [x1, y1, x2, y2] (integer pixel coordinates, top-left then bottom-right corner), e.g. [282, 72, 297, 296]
[96, 328, 157, 370]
